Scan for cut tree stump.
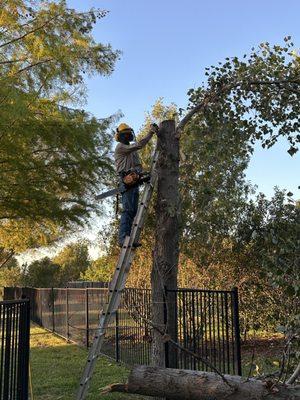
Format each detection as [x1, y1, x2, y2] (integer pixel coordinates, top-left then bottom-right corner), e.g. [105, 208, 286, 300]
[101, 365, 300, 400]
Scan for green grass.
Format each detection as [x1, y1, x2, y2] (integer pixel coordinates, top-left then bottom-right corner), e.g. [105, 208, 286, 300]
[29, 324, 285, 399]
[30, 324, 146, 400]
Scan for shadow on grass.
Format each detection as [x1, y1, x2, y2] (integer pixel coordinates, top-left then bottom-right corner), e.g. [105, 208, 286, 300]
[30, 326, 145, 400]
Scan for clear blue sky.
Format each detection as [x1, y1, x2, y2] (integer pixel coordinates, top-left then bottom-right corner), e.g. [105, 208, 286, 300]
[67, 0, 299, 198]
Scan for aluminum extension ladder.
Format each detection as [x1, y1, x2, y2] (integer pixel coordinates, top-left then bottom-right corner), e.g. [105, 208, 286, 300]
[76, 149, 159, 400]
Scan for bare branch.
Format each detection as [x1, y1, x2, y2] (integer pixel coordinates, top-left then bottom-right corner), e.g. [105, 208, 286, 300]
[0, 58, 28, 65]
[287, 362, 300, 385]
[0, 15, 38, 36]
[176, 79, 300, 137]
[0, 249, 15, 269]
[0, 17, 58, 49]
[124, 295, 234, 388]
[14, 58, 54, 75]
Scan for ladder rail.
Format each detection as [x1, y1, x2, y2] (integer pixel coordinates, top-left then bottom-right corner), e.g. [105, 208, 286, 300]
[76, 148, 159, 400]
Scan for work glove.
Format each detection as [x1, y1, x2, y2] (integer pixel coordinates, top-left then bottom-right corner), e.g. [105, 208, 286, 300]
[150, 123, 159, 134]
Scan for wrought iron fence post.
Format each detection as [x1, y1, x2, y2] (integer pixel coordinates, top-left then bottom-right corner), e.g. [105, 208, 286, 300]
[51, 287, 55, 333]
[115, 309, 120, 362]
[85, 288, 89, 348]
[66, 288, 70, 342]
[1, 300, 30, 399]
[3, 304, 12, 397]
[232, 287, 242, 376]
[23, 299, 30, 399]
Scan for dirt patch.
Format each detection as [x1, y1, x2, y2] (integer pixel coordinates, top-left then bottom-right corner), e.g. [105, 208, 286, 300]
[242, 335, 284, 358]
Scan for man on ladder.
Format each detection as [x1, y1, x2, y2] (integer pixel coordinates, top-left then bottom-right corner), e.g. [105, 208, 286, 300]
[77, 125, 160, 400]
[114, 122, 159, 247]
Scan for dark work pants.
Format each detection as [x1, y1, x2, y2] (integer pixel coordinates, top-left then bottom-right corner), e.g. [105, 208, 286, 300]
[118, 185, 139, 245]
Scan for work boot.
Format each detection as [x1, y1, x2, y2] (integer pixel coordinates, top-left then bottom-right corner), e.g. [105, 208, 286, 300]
[118, 242, 142, 249]
[132, 242, 142, 248]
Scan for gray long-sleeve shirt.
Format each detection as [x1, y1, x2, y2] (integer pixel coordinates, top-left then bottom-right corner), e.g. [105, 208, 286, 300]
[114, 131, 154, 174]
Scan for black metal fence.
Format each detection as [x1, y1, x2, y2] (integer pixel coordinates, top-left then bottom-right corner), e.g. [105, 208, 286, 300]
[166, 288, 242, 375]
[5, 286, 241, 375]
[0, 299, 30, 400]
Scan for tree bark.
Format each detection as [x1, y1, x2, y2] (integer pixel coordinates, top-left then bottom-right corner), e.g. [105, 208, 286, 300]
[103, 365, 300, 400]
[151, 119, 180, 369]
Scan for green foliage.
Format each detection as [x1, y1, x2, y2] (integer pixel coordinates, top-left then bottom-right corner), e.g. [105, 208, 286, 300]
[131, 99, 299, 336]
[0, 247, 15, 267]
[136, 99, 252, 263]
[20, 241, 91, 287]
[0, 0, 120, 96]
[0, 219, 65, 252]
[81, 255, 115, 283]
[0, 248, 21, 286]
[0, 0, 120, 252]
[53, 241, 91, 285]
[136, 98, 178, 168]
[234, 190, 300, 335]
[186, 38, 300, 155]
[0, 264, 21, 287]
[22, 256, 60, 287]
[180, 117, 252, 263]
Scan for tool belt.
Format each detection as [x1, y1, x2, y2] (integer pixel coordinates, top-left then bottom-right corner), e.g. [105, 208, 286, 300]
[121, 170, 140, 187]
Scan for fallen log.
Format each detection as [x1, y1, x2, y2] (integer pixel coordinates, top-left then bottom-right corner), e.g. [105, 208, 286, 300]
[101, 365, 300, 400]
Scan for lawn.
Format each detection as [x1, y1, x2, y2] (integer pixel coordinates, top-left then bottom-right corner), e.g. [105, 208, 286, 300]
[30, 324, 285, 399]
[30, 324, 146, 400]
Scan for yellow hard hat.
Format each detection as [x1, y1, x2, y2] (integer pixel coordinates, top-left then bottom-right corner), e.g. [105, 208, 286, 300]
[117, 123, 132, 133]
[115, 123, 133, 141]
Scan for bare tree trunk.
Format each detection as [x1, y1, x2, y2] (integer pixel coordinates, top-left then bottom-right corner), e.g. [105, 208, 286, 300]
[151, 119, 180, 369]
[102, 365, 300, 400]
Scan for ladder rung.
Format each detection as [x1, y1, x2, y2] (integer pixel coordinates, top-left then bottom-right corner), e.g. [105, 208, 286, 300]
[87, 354, 98, 362]
[80, 376, 91, 386]
[101, 309, 117, 315]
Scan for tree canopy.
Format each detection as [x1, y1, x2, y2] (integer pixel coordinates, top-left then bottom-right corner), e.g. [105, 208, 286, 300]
[179, 38, 300, 156]
[53, 240, 90, 285]
[22, 256, 61, 287]
[0, 0, 120, 252]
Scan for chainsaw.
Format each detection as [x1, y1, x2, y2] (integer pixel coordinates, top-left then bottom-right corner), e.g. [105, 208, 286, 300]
[95, 172, 150, 200]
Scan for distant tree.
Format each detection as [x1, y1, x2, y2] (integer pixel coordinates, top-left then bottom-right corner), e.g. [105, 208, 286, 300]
[0, 252, 21, 286]
[22, 257, 60, 287]
[0, 0, 120, 252]
[81, 255, 115, 283]
[53, 241, 91, 285]
[0, 266, 22, 287]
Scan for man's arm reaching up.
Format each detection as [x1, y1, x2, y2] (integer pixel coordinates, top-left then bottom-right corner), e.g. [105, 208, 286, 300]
[116, 124, 158, 155]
